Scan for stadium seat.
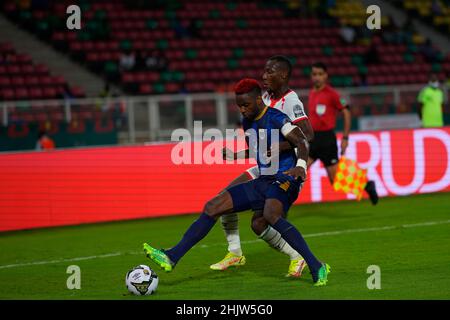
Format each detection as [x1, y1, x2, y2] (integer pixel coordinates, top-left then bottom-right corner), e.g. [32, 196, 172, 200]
[0, 0, 444, 104]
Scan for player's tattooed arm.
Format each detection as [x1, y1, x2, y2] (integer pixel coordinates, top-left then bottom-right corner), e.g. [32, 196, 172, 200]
[281, 124, 309, 181]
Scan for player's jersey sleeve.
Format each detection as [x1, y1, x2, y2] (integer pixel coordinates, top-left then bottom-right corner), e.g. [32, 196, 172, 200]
[270, 109, 292, 130]
[283, 94, 308, 124]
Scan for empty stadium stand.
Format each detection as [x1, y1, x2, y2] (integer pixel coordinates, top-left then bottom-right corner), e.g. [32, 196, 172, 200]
[0, 41, 85, 101]
[3, 0, 449, 97]
[1, 0, 449, 151]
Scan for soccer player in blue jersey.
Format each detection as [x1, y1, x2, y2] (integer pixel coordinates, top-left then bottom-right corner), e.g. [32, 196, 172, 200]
[143, 78, 330, 286]
[211, 55, 312, 276]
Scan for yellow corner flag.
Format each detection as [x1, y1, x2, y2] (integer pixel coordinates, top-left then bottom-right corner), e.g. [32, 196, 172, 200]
[333, 157, 368, 200]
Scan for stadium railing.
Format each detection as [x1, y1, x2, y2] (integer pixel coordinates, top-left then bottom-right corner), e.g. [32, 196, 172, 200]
[1, 83, 448, 146]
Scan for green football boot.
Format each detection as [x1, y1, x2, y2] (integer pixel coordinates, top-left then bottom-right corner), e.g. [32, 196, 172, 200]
[313, 263, 331, 286]
[143, 243, 174, 272]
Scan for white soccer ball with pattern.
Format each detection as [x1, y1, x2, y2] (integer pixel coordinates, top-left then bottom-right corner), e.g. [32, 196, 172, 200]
[125, 265, 159, 296]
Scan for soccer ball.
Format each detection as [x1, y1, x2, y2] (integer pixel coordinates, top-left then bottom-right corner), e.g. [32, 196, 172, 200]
[125, 265, 159, 296]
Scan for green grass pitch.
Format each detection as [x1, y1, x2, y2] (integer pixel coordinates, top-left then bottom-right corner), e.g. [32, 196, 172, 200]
[0, 193, 449, 300]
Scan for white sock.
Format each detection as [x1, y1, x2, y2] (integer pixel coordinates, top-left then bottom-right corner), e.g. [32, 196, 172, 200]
[220, 212, 243, 256]
[260, 226, 302, 260]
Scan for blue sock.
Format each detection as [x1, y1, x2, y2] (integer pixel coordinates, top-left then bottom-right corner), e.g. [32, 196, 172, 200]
[272, 218, 322, 278]
[165, 213, 216, 265]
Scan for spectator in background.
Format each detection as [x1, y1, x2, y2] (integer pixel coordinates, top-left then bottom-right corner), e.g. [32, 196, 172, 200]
[403, 16, 415, 32]
[399, 15, 418, 46]
[282, 0, 301, 18]
[432, 0, 443, 15]
[145, 50, 159, 70]
[364, 36, 381, 65]
[135, 50, 147, 71]
[187, 19, 202, 39]
[178, 81, 189, 94]
[339, 23, 356, 44]
[146, 50, 168, 72]
[420, 39, 439, 63]
[172, 19, 189, 39]
[111, 92, 126, 129]
[119, 49, 136, 71]
[36, 130, 55, 151]
[0, 52, 13, 65]
[382, 15, 402, 44]
[156, 50, 168, 71]
[59, 83, 77, 115]
[59, 83, 74, 101]
[31, 0, 49, 10]
[417, 73, 444, 128]
[98, 82, 111, 112]
[99, 82, 111, 99]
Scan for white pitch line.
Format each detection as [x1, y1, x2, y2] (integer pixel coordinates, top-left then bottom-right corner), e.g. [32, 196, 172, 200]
[403, 220, 450, 228]
[1, 219, 449, 270]
[198, 219, 450, 248]
[0, 252, 122, 270]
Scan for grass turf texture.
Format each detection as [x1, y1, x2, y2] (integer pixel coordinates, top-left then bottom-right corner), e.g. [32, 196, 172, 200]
[0, 192, 449, 300]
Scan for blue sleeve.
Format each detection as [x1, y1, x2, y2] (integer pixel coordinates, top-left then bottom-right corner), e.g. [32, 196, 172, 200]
[271, 110, 291, 129]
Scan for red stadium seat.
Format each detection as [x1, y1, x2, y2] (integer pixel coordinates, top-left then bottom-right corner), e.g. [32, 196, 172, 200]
[40, 76, 53, 86]
[15, 87, 29, 100]
[71, 86, 86, 98]
[29, 87, 43, 99]
[6, 65, 21, 75]
[25, 76, 40, 86]
[11, 77, 25, 86]
[34, 64, 49, 75]
[0, 0, 442, 101]
[21, 65, 35, 74]
[139, 83, 153, 94]
[0, 76, 11, 87]
[43, 87, 57, 98]
[1, 88, 14, 100]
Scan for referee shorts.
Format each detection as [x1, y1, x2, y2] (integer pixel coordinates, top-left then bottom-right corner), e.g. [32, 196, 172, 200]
[309, 130, 339, 167]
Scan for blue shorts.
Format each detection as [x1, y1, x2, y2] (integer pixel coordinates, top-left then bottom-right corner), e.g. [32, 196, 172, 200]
[227, 173, 301, 214]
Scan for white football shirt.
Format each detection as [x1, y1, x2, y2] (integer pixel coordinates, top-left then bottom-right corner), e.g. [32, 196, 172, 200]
[262, 89, 308, 123]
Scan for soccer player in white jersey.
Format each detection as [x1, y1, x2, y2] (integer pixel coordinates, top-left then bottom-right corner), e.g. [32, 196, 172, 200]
[210, 56, 315, 277]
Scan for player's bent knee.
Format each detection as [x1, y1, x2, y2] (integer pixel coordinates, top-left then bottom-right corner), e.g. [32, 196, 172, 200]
[203, 192, 233, 218]
[262, 213, 278, 226]
[263, 199, 284, 225]
[203, 201, 220, 218]
[251, 216, 268, 236]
